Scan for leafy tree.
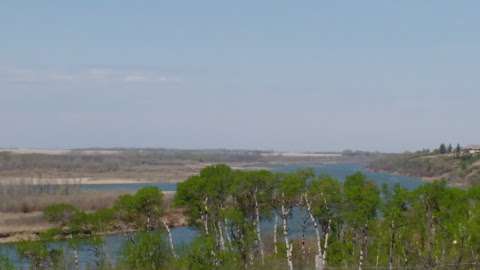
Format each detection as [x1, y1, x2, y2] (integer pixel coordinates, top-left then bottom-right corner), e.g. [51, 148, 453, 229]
[439, 144, 447, 154]
[175, 164, 234, 253]
[381, 184, 411, 270]
[114, 186, 164, 230]
[176, 235, 242, 270]
[306, 175, 342, 269]
[43, 203, 79, 226]
[343, 172, 380, 270]
[411, 181, 449, 269]
[273, 171, 306, 270]
[229, 170, 273, 264]
[120, 231, 172, 270]
[175, 175, 209, 232]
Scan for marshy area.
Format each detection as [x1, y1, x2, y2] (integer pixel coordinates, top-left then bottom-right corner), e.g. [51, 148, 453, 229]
[0, 179, 181, 243]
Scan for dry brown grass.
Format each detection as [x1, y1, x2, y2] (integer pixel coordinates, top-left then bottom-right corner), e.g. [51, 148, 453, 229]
[0, 179, 179, 243]
[0, 191, 129, 213]
[0, 211, 51, 242]
[0, 178, 131, 213]
[0, 192, 181, 243]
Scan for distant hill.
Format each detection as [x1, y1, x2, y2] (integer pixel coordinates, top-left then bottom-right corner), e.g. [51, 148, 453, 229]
[369, 151, 480, 186]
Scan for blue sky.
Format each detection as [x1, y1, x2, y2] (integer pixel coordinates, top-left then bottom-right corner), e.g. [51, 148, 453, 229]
[1, 1, 479, 152]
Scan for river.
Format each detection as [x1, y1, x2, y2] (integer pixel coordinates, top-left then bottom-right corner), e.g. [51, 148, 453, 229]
[0, 163, 422, 269]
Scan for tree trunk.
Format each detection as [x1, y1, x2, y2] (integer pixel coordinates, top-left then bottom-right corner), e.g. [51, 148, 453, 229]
[253, 190, 265, 264]
[454, 238, 465, 270]
[73, 249, 80, 270]
[388, 220, 395, 270]
[162, 220, 178, 258]
[147, 216, 151, 231]
[218, 220, 226, 251]
[273, 214, 278, 255]
[225, 218, 232, 246]
[358, 224, 368, 270]
[304, 194, 324, 270]
[281, 203, 293, 270]
[203, 196, 209, 235]
[426, 209, 435, 269]
[322, 219, 331, 265]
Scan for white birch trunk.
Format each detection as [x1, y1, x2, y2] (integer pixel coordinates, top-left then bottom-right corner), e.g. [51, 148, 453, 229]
[218, 220, 226, 251]
[322, 219, 331, 263]
[203, 196, 209, 235]
[73, 249, 79, 270]
[359, 246, 364, 270]
[273, 214, 278, 255]
[253, 190, 265, 264]
[358, 224, 368, 270]
[281, 203, 293, 270]
[162, 220, 178, 259]
[224, 218, 232, 246]
[304, 194, 323, 270]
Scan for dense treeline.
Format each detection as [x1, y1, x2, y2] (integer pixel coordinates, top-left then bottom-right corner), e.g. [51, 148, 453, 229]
[5, 164, 480, 270]
[174, 165, 480, 270]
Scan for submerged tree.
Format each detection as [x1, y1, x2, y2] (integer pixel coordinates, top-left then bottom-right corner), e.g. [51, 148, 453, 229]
[16, 231, 63, 270]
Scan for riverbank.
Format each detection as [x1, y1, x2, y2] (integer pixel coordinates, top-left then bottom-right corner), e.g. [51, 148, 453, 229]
[0, 162, 421, 244]
[368, 152, 480, 186]
[0, 190, 179, 243]
[0, 207, 186, 244]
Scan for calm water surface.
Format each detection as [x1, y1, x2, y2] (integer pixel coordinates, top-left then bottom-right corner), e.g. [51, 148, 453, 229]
[80, 163, 421, 192]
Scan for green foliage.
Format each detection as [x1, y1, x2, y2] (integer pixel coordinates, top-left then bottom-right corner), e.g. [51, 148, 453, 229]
[175, 175, 207, 228]
[0, 255, 15, 270]
[343, 172, 380, 226]
[120, 231, 171, 270]
[22, 164, 480, 269]
[114, 186, 164, 230]
[16, 240, 63, 270]
[176, 235, 242, 270]
[43, 203, 79, 226]
[308, 175, 342, 220]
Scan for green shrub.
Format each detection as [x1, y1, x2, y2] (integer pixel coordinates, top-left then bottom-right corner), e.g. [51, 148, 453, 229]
[0, 255, 15, 270]
[120, 231, 171, 270]
[43, 203, 79, 226]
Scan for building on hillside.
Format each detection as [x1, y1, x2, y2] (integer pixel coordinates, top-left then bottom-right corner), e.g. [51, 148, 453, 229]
[463, 145, 480, 155]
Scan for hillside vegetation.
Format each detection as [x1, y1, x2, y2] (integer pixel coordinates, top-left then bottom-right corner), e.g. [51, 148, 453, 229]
[369, 148, 480, 186]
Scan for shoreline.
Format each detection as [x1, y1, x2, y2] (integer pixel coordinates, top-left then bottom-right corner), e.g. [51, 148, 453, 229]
[0, 206, 185, 244]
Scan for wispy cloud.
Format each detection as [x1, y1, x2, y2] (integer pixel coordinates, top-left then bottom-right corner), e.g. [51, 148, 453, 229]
[0, 67, 181, 84]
